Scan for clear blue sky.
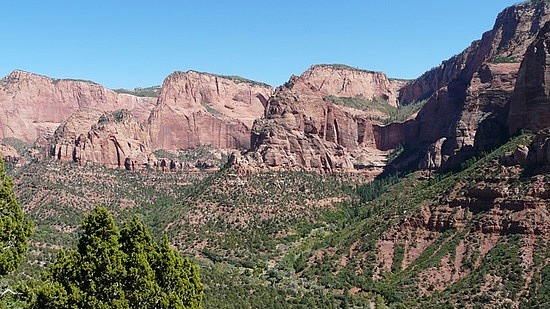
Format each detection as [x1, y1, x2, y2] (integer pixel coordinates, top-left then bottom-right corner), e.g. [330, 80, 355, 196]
[0, 1, 520, 89]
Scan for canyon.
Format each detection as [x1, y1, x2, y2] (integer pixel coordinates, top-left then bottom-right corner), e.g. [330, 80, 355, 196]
[3, 3, 550, 174]
[1, 2, 549, 308]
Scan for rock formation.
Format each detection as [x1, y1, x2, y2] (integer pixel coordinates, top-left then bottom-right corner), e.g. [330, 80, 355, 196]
[509, 21, 550, 134]
[399, 2, 550, 105]
[47, 70, 272, 169]
[50, 109, 152, 169]
[298, 64, 406, 106]
[148, 71, 272, 151]
[0, 144, 19, 163]
[377, 1, 550, 171]
[500, 129, 550, 168]
[3, 3, 550, 174]
[247, 65, 396, 173]
[0, 70, 156, 144]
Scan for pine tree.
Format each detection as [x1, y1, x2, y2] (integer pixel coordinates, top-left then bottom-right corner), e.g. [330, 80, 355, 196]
[0, 157, 32, 275]
[119, 215, 162, 308]
[33, 207, 203, 308]
[155, 237, 203, 309]
[35, 207, 128, 308]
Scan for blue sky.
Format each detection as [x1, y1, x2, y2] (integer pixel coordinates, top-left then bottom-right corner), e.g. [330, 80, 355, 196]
[0, 1, 520, 89]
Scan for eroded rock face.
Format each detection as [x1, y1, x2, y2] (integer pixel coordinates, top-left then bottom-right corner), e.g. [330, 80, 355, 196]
[298, 65, 406, 106]
[51, 110, 152, 169]
[40, 70, 272, 169]
[380, 2, 550, 171]
[248, 65, 394, 172]
[509, 21, 550, 134]
[399, 2, 550, 105]
[148, 71, 272, 151]
[0, 70, 156, 143]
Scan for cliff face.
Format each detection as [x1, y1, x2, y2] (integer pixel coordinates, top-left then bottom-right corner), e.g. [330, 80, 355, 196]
[3, 3, 550, 174]
[399, 2, 550, 105]
[298, 65, 406, 106]
[378, 2, 550, 171]
[509, 21, 550, 134]
[148, 71, 272, 151]
[47, 70, 273, 169]
[0, 70, 156, 143]
[247, 65, 396, 173]
[51, 109, 152, 169]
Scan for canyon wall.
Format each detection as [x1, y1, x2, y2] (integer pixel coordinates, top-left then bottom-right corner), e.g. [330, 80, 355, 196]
[246, 65, 396, 173]
[0, 70, 156, 143]
[148, 71, 272, 151]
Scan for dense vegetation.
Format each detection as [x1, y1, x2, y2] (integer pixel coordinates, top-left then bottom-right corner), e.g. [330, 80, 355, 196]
[0, 158, 31, 275]
[1, 132, 548, 308]
[30, 207, 202, 308]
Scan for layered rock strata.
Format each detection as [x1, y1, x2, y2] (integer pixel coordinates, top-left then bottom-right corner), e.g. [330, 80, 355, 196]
[247, 65, 397, 173]
[0, 70, 156, 143]
[148, 71, 272, 151]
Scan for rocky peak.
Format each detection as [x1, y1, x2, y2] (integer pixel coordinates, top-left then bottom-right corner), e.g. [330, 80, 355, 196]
[381, 2, 550, 172]
[297, 64, 405, 106]
[247, 65, 394, 173]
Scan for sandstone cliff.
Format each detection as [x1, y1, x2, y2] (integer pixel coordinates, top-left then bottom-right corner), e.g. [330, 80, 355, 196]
[148, 71, 272, 151]
[509, 21, 550, 134]
[378, 1, 550, 171]
[247, 65, 396, 173]
[0, 70, 156, 143]
[298, 64, 406, 106]
[8, 70, 272, 169]
[50, 109, 152, 169]
[399, 2, 550, 105]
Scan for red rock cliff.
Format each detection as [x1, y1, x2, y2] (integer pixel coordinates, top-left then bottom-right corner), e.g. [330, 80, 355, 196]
[50, 109, 152, 169]
[148, 71, 272, 151]
[399, 2, 550, 105]
[0, 70, 156, 143]
[508, 21, 550, 134]
[379, 2, 550, 170]
[247, 65, 395, 173]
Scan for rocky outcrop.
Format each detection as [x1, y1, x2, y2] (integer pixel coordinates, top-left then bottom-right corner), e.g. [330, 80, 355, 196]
[298, 65, 406, 106]
[51, 109, 152, 169]
[0, 70, 156, 144]
[247, 65, 394, 172]
[0, 144, 19, 162]
[508, 21, 550, 134]
[500, 130, 550, 167]
[148, 71, 272, 151]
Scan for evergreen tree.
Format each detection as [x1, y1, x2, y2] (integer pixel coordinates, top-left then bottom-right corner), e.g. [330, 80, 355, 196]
[33, 207, 203, 308]
[119, 215, 162, 308]
[155, 237, 203, 309]
[0, 157, 32, 275]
